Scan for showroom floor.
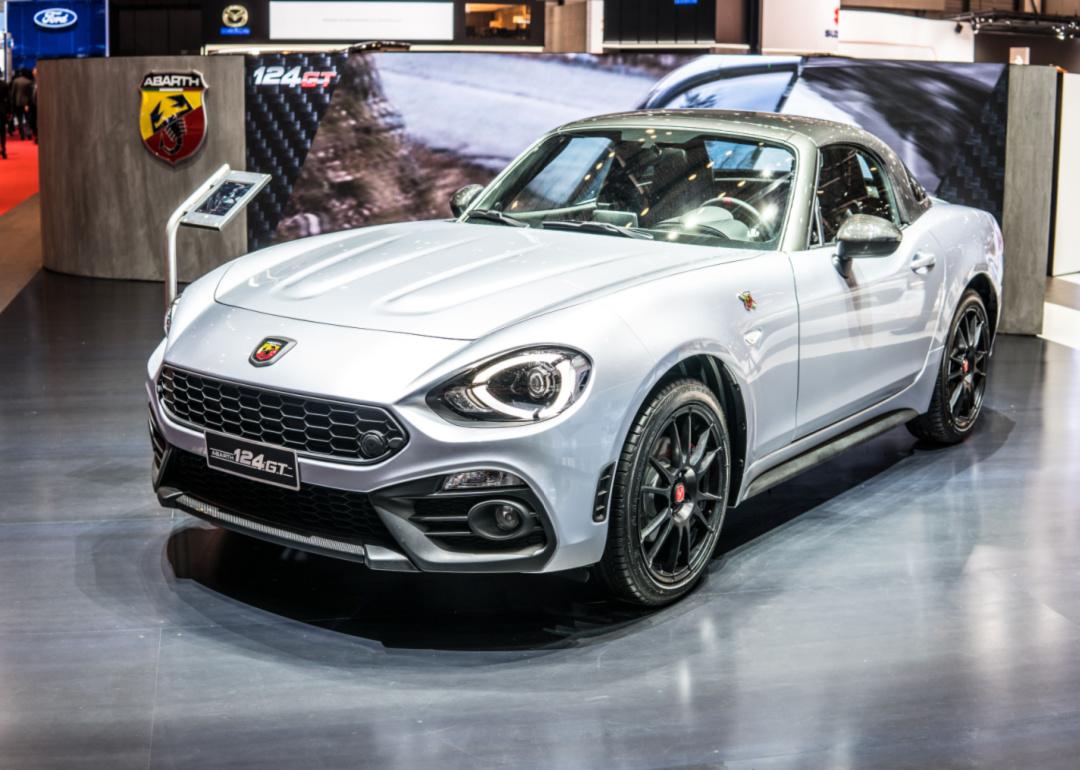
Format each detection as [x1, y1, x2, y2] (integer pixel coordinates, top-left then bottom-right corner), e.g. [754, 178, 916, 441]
[3, 271, 1080, 769]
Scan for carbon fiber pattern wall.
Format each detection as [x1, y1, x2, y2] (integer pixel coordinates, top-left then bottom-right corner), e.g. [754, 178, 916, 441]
[794, 59, 1007, 220]
[937, 71, 1009, 223]
[245, 52, 347, 250]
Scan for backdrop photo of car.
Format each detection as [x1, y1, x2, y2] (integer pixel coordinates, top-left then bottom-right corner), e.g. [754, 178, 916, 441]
[243, 52, 1007, 248]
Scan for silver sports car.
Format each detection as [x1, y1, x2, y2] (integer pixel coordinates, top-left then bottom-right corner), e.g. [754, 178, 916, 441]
[149, 110, 1003, 605]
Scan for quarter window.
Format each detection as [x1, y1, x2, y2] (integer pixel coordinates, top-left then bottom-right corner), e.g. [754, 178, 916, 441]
[815, 145, 898, 244]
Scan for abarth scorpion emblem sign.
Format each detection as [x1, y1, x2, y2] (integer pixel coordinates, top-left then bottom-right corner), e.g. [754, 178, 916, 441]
[139, 71, 208, 166]
[249, 337, 295, 367]
[737, 291, 757, 311]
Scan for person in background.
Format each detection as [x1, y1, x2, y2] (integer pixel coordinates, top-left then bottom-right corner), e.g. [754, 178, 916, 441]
[0, 75, 9, 159]
[10, 69, 34, 141]
[29, 67, 38, 145]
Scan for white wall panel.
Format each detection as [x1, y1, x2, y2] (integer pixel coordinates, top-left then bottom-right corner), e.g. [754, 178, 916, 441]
[761, 0, 838, 55]
[1052, 73, 1080, 276]
[270, 2, 454, 41]
[838, 10, 974, 62]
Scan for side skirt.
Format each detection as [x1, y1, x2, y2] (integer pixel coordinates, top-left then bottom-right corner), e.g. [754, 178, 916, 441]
[741, 409, 918, 501]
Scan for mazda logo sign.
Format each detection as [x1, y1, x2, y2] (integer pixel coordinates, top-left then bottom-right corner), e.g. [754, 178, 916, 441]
[33, 8, 78, 29]
[222, 4, 250, 28]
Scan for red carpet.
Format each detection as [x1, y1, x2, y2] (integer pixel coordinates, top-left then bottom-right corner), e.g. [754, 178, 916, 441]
[0, 138, 40, 216]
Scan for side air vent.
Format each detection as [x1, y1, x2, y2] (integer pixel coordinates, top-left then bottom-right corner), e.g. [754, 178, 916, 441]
[593, 463, 616, 522]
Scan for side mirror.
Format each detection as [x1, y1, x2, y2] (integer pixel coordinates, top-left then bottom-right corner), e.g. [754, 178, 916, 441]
[835, 214, 902, 260]
[450, 185, 484, 218]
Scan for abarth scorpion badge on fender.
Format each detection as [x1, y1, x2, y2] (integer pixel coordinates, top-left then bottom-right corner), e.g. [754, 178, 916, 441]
[249, 337, 295, 367]
[139, 71, 208, 166]
[738, 291, 757, 311]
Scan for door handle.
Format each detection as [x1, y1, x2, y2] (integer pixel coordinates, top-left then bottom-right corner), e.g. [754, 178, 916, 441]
[910, 252, 936, 274]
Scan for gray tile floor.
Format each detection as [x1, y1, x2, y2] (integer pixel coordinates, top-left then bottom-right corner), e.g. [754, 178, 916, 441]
[2, 272, 1079, 769]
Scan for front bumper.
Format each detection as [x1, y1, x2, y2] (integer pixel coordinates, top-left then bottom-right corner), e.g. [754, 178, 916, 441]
[147, 336, 622, 574]
[151, 417, 558, 573]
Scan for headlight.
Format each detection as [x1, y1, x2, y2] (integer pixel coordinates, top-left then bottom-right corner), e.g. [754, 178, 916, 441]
[429, 347, 592, 423]
[163, 294, 182, 336]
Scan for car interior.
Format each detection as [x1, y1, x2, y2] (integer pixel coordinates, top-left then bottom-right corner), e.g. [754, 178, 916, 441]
[493, 131, 796, 247]
[814, 145, 898, 243]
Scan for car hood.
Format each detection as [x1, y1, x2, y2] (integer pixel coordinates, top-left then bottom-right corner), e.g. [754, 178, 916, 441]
[215, 220, 757, 340]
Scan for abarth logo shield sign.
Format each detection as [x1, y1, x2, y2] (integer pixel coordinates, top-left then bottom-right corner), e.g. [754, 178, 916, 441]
[249, 337, 295, 367]
[139, 71, 208, 166]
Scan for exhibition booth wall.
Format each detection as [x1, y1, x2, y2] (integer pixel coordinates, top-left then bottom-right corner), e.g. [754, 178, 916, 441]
[38, 56, 247, 282]
[5, 0, 107, 71]
[36, 53, 1066, 331]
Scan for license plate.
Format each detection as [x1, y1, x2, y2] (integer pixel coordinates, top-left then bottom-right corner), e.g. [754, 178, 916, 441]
[204, 431, 300, 490]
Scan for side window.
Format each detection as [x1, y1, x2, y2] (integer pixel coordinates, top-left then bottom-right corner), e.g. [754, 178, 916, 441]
[904, 162, 931, 211]
[808, 201, 822, 247]
[815, 145, 898, 244]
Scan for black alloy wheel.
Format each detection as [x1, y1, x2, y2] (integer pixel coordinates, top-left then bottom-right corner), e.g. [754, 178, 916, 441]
[908, 290, 991, 444]
[638, 404, 726, 584]
[945, 302, 990, 430]
[598, 379, 731, 606]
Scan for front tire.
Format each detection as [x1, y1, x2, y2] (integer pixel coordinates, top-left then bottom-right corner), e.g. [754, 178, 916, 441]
[597, 379, 731, 606]
[907, 289, 991, 445]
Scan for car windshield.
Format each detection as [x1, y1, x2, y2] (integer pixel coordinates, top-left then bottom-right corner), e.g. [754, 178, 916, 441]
[469, 128, 796, 249]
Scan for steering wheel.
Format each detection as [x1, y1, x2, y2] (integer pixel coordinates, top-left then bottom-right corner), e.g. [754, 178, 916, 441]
[696, 196, 775, 240]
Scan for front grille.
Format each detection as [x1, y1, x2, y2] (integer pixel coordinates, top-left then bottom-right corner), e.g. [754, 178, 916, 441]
[157, 366, 407, 464]
[162, 449, 394, 546]
[412, 495, 547, 553]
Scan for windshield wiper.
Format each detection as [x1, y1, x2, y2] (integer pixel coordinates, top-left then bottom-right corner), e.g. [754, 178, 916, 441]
[463, 209, 528, 228]
[541, 220, 654, 240]
[655, 221, 732, 240]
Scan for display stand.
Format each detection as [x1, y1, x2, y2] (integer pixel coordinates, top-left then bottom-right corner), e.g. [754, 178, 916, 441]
[164, 165, 271, 306]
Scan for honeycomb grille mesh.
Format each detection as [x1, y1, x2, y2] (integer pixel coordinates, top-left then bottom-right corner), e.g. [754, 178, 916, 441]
[157, 367, 407, 464]
[163, 449, 394, 546]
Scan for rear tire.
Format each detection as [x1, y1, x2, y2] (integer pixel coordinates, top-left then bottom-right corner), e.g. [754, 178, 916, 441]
[597, 379, 730, 606]
[907, 290, 991, 445]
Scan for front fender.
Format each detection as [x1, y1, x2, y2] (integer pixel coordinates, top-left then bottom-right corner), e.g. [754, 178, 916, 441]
[611, 252, 800, 470]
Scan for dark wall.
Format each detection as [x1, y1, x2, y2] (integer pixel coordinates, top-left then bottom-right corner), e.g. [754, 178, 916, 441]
[976, 34, 1080, 71]
[203, 0, 269, 46]
[604, 0, 719, 44]
[109, 0, 203, 56]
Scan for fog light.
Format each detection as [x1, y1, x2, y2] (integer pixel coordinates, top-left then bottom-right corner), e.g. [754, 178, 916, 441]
[493, 504, 522, 532]
[466, 499, 535, 541]
[443, 469, 524, 491]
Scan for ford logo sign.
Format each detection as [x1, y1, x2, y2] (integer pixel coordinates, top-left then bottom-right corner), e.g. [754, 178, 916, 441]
[33, 8, 78, 29]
